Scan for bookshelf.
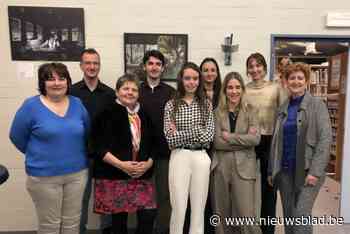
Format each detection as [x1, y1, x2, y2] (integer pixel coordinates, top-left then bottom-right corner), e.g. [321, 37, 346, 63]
[327, 93, 339, 172]
[304, 53, 347, 181]
[308, 64, 328, 100]
[326, 52, 348, 181]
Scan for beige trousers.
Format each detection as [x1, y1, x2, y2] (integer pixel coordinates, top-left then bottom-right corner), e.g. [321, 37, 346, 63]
[169, 149, 211, 234]
[211, 154, 262, 234]
[26, 169, 88, 234]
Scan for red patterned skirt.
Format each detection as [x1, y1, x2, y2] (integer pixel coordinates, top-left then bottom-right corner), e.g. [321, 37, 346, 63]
[94, 178, 157, 214]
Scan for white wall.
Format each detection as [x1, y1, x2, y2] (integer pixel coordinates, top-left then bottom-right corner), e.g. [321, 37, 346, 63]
[1, 0, 350, 231]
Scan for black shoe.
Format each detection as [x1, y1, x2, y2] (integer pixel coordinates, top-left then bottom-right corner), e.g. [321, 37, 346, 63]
[154, 229, 169, 234]
[102, 227, 112, 234]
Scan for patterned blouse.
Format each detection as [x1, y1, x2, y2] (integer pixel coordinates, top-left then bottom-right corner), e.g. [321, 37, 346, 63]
[163, 98, 214, 150]
[128, 113, 141, 161]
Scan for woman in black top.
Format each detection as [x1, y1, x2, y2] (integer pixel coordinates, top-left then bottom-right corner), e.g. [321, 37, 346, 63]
[89, 74, 156, 234]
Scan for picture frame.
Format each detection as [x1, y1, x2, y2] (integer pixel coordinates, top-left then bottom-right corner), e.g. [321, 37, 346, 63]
[8, 6, 85, 61]
[124, 33, 188, 82]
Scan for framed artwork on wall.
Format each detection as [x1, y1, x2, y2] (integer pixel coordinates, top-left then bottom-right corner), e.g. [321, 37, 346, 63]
[8, 6, 85, 61]
[124, 33, 188, 81]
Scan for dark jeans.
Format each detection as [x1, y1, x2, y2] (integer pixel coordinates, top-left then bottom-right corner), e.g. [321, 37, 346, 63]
[80, 160, 112, 234]
[79, 161, 92, 234]
[112, 209, 156, 234]
[154, 158, 171, 234]
[256, 135, 276, 234]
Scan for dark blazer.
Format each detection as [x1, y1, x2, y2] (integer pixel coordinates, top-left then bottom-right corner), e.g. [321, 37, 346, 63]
[89, 102, 154, 180]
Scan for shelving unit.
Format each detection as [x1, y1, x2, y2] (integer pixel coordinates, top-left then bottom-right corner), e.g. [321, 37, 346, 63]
[327, 93, 340, 175]
[293, 55, 347, 181]
[308, 64, 328, 100]
[326, 52, 348, 181]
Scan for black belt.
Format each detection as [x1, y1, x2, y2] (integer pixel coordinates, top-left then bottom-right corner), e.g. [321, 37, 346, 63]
[181, 146, 206, 151]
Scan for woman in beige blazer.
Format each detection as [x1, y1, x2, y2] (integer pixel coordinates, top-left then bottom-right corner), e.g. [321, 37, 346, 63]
[211, 72, 262, 234]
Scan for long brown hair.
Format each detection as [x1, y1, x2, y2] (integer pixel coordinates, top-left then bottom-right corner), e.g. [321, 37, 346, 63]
[200, 57, 222, 108]
[172, 62, 209, 122]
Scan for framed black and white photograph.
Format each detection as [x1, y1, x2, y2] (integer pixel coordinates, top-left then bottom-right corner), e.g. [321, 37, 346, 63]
[8, 6, 85, 61]
[124, 33, 188, 81]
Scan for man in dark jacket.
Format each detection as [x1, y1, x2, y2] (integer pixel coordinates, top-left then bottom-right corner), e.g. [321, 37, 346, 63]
[139, 50, 175, 234]
[71, 48, 115, 234]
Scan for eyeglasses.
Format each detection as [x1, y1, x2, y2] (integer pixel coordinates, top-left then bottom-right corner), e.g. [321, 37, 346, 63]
[82, 61, 100, 66]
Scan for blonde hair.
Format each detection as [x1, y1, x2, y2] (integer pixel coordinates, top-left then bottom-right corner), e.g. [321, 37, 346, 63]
[217, 72, 245, 119]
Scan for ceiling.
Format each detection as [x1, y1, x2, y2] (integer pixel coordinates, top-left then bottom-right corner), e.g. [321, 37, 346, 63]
[274, 40, 349, 64]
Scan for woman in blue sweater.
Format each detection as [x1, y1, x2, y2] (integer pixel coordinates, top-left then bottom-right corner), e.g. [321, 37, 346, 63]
[10, 63, 90, 234]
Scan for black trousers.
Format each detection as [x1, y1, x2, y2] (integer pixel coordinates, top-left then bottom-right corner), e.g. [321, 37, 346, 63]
[256, 135, 276, 234]
[154, 158, 171, 234]
[112, 209, 156, 234]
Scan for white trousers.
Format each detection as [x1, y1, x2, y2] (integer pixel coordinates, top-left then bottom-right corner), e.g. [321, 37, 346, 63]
[169, 149, 211, 234]
[26, 169, 88, 234]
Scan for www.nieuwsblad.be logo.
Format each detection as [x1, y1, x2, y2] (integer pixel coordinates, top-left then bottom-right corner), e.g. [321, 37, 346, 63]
[209, 214, 344, 227]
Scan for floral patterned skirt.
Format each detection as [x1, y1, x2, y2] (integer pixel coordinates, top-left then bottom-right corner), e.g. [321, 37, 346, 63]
[94, 178, 157, 214]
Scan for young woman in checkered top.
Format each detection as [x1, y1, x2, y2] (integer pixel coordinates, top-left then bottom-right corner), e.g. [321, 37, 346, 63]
[164, 62, 214, 234]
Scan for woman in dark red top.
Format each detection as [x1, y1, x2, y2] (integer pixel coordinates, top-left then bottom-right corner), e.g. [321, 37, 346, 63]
[89, 74, 156, 234]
